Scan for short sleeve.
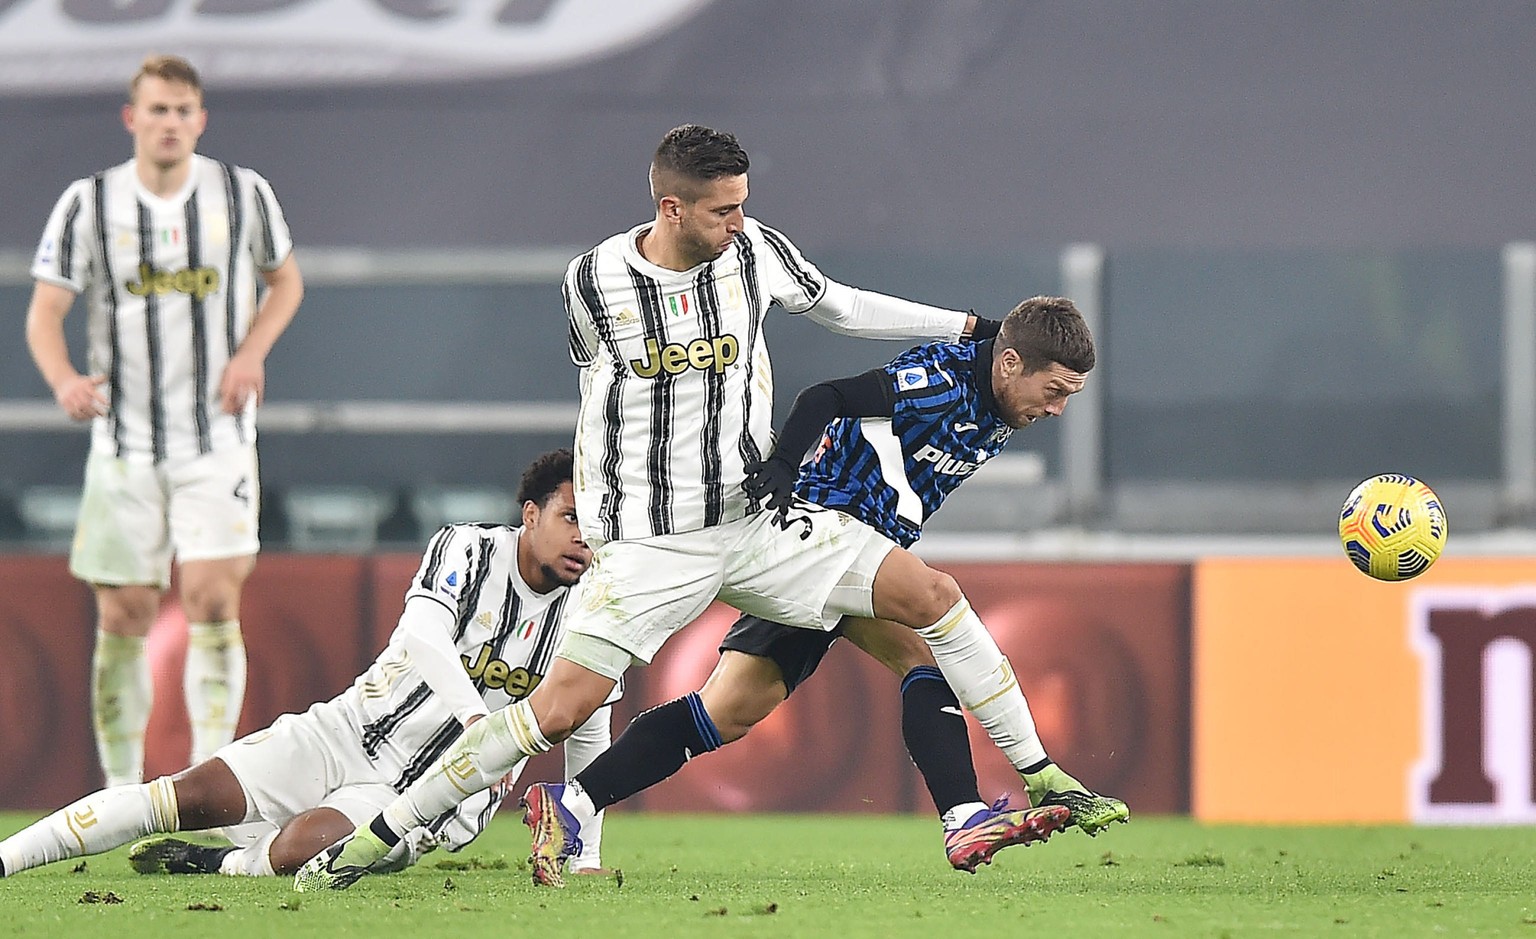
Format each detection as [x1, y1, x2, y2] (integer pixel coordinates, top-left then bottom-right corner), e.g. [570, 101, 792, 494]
[30, 180, 93, 293]
[244, 169, 295, 271]
[404, 524, 485, 618]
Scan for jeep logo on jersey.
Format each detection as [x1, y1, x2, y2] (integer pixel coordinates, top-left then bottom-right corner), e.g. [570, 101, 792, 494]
[0, 0, 713, 94]
[629, 335, 740, 379]
[124, 263, 220, 300]
[912, 444, 985, 477]
[461, 645, 542, 699]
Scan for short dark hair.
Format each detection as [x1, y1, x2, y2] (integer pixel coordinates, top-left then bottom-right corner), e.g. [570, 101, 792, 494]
[999, 296, 1096, 374]
[650, 124, 750, 204]
[516, 448, 574, 507]
[129, 54, 202, 103]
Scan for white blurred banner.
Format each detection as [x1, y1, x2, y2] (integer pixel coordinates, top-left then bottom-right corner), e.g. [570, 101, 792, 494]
[0, 0, 713, 95]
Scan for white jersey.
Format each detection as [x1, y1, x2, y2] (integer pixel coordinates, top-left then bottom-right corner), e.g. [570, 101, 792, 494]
[335, 522, 620, 836]
[30, 154, 294, 463]
[564, 217, 827, 543]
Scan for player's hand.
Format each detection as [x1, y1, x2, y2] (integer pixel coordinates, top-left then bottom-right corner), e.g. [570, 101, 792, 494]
[967, 316, 1002, 341]
[54, 373, 108, 421]
[742, 456, 797, 514]
[219, 353, 265, 413]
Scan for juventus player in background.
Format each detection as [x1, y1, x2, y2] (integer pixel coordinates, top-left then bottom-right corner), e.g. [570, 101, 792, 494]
[24, 55, 305, 788]
[0, 450, 615, 879]
[296, 125, 1104, 891]
[525, 298, 1129, 881]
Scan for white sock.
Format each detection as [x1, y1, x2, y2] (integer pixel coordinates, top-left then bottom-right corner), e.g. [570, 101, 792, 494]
[0, 777, 178, 876]
[92, 631, 152, 788]
[185, 620, 247, 764]
[559, 782, 604, 871]
[382, 700, 552, 838]
[916, 599, 1048, 773]
[940, 801, 990, 831]
[217, 829, 277, 876]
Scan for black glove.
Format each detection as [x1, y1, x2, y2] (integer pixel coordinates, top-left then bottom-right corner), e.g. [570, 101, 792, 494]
[742, 456, 798, 514]
[968, 315, 1002, 341]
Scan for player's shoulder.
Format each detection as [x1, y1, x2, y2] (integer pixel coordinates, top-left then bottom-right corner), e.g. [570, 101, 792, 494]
[57, 159, 130, 198]
[426, 521, 517, 553]
[889, 339, 971, 373]
[196, 155, 280, 191]
[739, 215, 796, 245]
[568, 227, 637, 274]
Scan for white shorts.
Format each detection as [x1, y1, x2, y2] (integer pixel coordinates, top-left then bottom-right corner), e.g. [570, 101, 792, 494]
[212, 697, 505, 850]
[565, 501, 896, 668]
[69, 445, 260, 588]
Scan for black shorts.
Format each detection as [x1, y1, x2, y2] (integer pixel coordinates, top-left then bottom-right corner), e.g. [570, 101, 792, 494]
[718, 613, 844, 697]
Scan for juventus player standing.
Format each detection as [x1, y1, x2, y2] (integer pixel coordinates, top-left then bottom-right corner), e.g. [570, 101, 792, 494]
[0, 449, 614, 879]
[296, 124, 1073, 891]
[24, 55, 305, 788]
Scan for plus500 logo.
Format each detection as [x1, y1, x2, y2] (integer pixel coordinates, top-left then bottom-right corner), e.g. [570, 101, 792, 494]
[0, 0, 713, 94]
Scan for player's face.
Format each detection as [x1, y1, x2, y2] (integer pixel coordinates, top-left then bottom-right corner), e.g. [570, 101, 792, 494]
[520, 482, 591, 593]
[991, 351, 1088, 429]
[123, 77, 206, 171]
[676, 174, 748, 266]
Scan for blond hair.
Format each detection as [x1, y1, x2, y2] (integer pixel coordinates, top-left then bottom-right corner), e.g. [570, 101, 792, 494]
[128, 54, 202, 103]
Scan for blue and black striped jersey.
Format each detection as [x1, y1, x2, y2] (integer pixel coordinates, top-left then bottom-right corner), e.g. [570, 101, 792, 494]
[796, 341, 1011, 547]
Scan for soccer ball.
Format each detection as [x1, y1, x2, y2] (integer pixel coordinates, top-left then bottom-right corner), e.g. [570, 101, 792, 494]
[1338, 474, 1447, 581]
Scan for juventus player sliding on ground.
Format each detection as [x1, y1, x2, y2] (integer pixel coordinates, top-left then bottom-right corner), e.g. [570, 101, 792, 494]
[297, 124, 1115, 891]
[0, 450, 615, 880]
[525, 297, 1128, 881]
[25, 54, 304, 789]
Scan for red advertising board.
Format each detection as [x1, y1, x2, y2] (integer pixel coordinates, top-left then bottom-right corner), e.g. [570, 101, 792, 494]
[0, 555, 1190, 819]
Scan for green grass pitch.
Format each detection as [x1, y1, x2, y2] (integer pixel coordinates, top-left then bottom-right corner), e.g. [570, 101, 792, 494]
[2, 813, 1531, 937]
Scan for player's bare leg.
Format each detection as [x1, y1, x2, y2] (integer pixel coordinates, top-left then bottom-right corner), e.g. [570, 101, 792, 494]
[1, 756, 246, 877]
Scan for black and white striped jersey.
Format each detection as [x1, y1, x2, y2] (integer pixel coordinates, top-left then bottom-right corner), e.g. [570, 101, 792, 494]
[564, 216, 971, 543]
[338, 522, 620, 789]
[30, 154, 293, 463]
[564, 217, 829, 543]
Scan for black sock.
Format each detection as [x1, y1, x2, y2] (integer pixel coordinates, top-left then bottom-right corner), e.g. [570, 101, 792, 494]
[901, 665, 980, 814]
[368, 814, 402, 848]
[575, 693, 722, 811]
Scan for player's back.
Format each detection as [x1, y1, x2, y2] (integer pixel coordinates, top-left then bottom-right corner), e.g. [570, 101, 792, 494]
[799, 341, 1014, 547]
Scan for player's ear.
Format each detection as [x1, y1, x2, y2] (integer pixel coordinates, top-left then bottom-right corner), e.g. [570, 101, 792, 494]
[659, 194, 685, 222]
[521, 499, 538, 529]
[121, 103, 136, 133]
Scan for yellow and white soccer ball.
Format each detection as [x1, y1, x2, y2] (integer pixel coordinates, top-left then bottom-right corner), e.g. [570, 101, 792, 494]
[1338, 474, 1447, 581]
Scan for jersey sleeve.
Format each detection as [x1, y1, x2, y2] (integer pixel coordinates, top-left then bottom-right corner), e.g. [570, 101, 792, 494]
[563, 250, 601, 367]
[243, 168, 295, 271]
[745, 219, 827, 313]
[403, 524, 485, 624]
[886, 347, 965, 416]
[30, 180, 93, 293]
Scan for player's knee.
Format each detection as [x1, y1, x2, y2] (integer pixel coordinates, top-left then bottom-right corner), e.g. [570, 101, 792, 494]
[907, 569, 963, 626]
[268, 811, 355, 875]
[179, 581, 240, 622]
[95, 586, 159, 633]
[169, 764, 245, 831]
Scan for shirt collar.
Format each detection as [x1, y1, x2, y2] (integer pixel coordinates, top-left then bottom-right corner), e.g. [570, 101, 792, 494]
[973, 339, 1001, 418]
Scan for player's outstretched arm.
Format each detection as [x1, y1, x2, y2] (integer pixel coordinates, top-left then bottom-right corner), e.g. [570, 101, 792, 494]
[744, 369, 893, 513]
[801, 278, 974, 341]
